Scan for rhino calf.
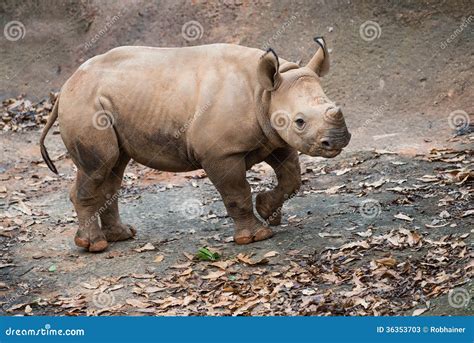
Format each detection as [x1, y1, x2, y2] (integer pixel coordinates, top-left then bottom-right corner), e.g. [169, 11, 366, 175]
[40, 38, 350, 252]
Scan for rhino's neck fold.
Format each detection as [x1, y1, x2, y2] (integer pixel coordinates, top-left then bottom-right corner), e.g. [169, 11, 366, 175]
[254, 87, 287, 149]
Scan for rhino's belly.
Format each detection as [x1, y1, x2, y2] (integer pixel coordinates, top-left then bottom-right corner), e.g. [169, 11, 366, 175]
[117, 125, 200, 172]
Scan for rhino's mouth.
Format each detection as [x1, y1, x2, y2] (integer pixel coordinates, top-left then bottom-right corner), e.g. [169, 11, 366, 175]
[307, 144, 342, 158]
[320, 148, 342, 158]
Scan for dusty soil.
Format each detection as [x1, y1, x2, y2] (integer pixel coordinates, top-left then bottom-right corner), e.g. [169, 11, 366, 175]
[0, 0, 473, 316]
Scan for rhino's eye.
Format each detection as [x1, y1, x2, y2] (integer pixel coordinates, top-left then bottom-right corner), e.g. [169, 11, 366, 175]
[295, 118, 306, 129]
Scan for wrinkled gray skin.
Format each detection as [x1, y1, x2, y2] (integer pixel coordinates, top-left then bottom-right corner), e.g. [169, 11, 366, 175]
[40, 37, 351, 252]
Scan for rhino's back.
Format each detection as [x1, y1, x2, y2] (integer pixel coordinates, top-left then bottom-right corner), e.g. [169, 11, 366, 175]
[61, 44, 264, 111]
[74, 44, 263, 82]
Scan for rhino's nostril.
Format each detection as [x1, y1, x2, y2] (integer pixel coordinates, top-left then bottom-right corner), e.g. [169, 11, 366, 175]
[320, 139, 331, 149]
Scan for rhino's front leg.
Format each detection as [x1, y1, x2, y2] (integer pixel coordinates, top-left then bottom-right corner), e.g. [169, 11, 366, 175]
[256, 147, 301, 225]
[203, 156, 273, 244]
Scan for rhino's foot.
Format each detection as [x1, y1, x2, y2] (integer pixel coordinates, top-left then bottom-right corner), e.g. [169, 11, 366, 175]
[234, 226, 274, 245]
[103, 224, 136, 242]
[74, 230, 108, 253]
[256, 192, 282, 226]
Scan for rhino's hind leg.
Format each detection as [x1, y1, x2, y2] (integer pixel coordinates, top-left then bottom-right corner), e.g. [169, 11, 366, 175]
[70, 170, 109, 252]
[99, 153, 137, 242]
[203, 156, 273, 245]
[256, 148, 301, 226]
[66, 127, 122, 252]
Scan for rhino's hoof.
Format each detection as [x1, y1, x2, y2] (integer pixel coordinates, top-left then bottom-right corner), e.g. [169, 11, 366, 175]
[74, 236, 108, 252]
[234, 227, 274, 245]
[103, 224, 137, 242]
[253, 227, 274, 242]
[256, 193, 282, 226]
[89, 240, 109, 253]
[74, 236, 90, 248]
[234, 228, 253, 244]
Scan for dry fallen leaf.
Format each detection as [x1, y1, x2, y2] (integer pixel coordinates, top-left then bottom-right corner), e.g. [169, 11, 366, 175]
[171, 262, 192, 269]
[134, 242, 155, 253]
[412, 308, 428, 316]
[334, 168, 351, 176]
[126, 298, 151, 308]
[263, 251, 279, 258]
[394, 213, 413, 222]
[210, 261, 229, 270]
[81, 282, 99, 290]
[154, 254, 164, 263]
[355, 228, 373, 238]
[339, 241, 370, 250]
[236, 253, 269, 265]
[375, 256, 397, 268]
[180, 268, 193, 276]
[319, 232, 343, 238]
[325, 185, 345, 194]
[131, 273, 155, 279]
[461, 209, 474, 217]
[202, 270, 226, 280]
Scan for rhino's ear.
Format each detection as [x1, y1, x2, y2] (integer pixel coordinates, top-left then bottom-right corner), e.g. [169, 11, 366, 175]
[257, 48, 281, 91]
[306, 36, 330, 77]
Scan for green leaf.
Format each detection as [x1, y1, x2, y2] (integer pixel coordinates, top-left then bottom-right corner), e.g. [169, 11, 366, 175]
[196, 247, 220, 261]
[48, 264, 57, 272]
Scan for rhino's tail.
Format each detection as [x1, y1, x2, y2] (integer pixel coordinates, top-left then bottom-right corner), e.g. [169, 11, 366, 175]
[39, 93, 60, 174]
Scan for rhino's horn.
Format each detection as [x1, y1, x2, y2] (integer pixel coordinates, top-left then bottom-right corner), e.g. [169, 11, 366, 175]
[306, 36, 330, 77]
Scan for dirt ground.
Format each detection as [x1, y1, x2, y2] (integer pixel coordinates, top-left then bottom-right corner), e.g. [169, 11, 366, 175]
[0, 130, 472, 315]
[0, 0, 473, 316]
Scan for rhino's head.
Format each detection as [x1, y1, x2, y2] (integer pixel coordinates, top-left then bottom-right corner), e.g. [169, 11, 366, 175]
[258, 37, 351, 158]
